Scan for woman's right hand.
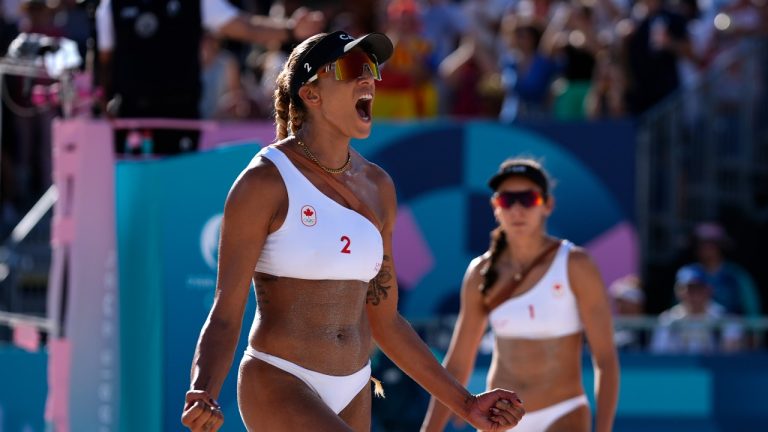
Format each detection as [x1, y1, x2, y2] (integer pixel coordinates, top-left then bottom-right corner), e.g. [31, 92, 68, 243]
[181, 390, 224, 432]
[466, 389, 525, 431]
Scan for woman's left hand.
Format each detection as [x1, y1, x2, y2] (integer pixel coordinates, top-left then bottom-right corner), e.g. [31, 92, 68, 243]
[466, 388, 525, 431]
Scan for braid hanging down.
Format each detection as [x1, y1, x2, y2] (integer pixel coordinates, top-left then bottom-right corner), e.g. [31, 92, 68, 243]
[479, 227, 508, 294]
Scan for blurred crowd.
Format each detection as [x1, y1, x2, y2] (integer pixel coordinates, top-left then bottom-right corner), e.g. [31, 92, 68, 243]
[200, 0, 767, 121]
[0, 0, 764, 158]
[0, 0, 766, 353]
[2, 0, 764, 121]
[173, 0, 765, 120]
[0, 0, 764, 202]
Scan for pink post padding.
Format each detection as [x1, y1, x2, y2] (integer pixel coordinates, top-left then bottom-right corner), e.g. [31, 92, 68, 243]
[12, 323, 40, 352]
[51, 218, 74, 247]
[49, 118, 118, 431]
[45, 338, 71, 432]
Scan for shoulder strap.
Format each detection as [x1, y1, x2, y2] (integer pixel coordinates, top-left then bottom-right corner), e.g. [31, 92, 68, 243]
[279, 144, 382, 231]
[484, 240, 563, 312]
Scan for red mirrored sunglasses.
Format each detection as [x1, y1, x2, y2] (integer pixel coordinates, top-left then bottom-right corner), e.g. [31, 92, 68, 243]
[493, 190, 545, 209]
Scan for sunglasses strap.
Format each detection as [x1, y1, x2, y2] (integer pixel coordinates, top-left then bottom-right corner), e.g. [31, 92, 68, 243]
[483, 240, 562, 312]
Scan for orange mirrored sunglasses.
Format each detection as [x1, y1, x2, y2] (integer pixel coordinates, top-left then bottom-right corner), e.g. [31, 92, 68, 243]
[306, 50, 381, 83]
[493, 190, 545, 209]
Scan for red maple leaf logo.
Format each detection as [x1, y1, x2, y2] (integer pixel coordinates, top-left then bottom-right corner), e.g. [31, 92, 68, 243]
[303, 208, 314, 217]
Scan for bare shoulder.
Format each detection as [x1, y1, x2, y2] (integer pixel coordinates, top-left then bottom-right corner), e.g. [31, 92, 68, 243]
[225, 152, 285, 214]
[463, 253, 490, 290]
[566, 245, 595, 268]
[362, 158, 395, 195]
[468, 253, 490, 280]
[355, 154, 397, 220]
[566, 244, 605, 293]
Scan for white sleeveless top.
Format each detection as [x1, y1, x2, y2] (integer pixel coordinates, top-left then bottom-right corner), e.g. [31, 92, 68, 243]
[253, 146, 383, 282]
[489, 240, 583, 339]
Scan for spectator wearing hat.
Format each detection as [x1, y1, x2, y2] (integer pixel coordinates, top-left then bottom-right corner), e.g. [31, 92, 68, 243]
[677, 222, 760, 318]
[608, 274, 647, 351]
[650, 266, 744, 354]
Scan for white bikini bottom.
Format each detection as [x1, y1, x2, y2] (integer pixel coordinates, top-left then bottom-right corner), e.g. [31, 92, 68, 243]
[244, 346, 371, 414]
[502, 394, 589, 432]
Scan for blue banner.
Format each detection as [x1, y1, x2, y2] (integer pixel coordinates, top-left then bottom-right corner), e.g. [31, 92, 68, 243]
[116, 145, 260, 432]
[0, 346, 47, 432]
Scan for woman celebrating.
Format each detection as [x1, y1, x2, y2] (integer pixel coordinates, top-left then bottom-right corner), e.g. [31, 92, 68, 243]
[422, 158, 619, 432]
[180, 31, 524, 432]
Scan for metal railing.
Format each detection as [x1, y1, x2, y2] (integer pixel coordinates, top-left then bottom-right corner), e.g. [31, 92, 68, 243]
[0, 186, 56, 341]
[412, 314, 768, 353]
[636, 38, 768, 266]
[0, 310, 53, 332]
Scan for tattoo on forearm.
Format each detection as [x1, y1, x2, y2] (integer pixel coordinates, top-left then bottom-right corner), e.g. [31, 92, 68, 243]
[366, 255, 392, 306]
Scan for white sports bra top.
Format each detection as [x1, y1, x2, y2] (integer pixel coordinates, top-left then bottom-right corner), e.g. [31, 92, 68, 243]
[489, 240, 583, 339]
[254, 146, 383, 282]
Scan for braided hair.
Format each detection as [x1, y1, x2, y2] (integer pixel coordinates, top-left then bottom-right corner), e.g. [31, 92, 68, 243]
[479, 226, 508, 294]
[273, 33, 327, 140]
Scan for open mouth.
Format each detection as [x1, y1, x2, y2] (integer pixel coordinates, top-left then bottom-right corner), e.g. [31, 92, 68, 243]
[355, 94, 373, 122]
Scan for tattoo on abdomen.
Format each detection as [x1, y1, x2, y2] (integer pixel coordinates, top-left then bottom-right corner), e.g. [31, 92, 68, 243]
[256, 289, 269, 305]
[366, 255, 392, 306]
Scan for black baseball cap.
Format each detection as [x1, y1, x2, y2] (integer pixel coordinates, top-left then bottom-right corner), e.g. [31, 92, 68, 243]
[290, 31, 394, 99]
[488, 160, 549, 196]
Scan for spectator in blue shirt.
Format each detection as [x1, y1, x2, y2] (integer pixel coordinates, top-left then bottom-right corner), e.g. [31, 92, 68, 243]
[677, 222, 761, 318]
[651, 266, 744, 354]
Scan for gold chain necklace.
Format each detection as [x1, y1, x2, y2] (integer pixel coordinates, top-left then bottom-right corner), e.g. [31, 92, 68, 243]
[296, 138, 351, 174]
